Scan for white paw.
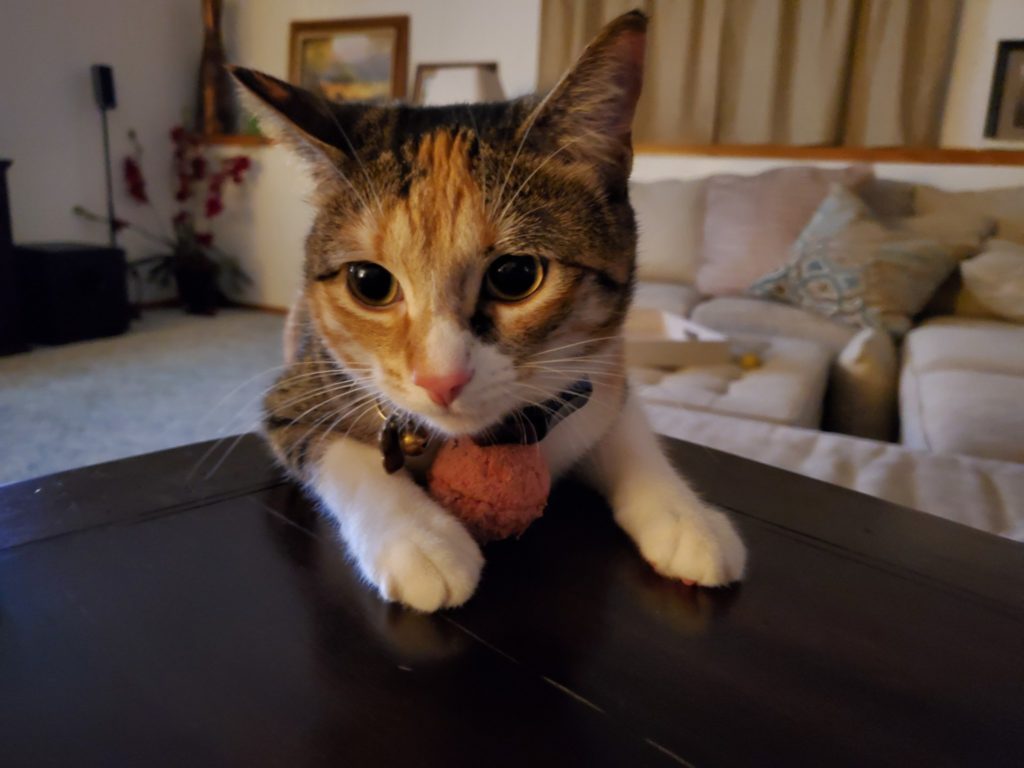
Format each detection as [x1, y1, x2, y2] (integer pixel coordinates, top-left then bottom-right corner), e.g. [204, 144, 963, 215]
[619, 485, 746, 587]
[369, 515, 484, 612]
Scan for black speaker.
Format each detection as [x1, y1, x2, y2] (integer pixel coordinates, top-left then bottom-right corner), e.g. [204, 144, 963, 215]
[91, 64, 116, 110]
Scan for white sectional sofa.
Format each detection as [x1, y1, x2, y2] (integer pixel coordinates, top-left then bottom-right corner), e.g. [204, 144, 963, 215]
[626, 164, 1024, 539]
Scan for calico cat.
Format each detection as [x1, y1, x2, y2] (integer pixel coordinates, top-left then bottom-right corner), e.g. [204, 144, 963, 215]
[233, 10, 745, 612]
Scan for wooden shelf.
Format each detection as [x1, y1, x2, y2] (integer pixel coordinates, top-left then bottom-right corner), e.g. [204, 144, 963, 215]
[200, 134, 272, 147]
[634, 143, 1024, 166]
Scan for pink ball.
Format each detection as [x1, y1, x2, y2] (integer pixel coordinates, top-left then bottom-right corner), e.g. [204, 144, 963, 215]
[428, 437, 551, 542]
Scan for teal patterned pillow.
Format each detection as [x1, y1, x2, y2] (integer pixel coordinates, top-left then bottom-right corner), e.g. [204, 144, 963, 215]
[750, 185, 960, 334]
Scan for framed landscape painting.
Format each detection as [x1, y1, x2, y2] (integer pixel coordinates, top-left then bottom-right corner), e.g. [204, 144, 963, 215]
[288, 16, 408, 102]
[984, 39, 1024, 140]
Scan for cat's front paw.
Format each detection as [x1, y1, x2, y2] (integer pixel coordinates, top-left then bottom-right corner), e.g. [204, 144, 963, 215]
[618, 484, 746, 587]
[369, 513, 484, 612]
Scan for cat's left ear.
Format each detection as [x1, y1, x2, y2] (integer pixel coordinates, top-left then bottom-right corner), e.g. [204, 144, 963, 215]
[523, 10, 647, 177]
[229, 66, 365, 186]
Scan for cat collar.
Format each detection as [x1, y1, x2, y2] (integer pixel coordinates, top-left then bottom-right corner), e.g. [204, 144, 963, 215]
[378, 377, 593, 474]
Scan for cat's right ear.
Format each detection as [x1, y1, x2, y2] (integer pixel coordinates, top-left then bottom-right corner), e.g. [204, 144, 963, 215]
[230, 66, 362, 184]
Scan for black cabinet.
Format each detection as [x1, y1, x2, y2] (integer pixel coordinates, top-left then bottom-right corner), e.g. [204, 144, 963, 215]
[15, 243, 129, 345]
[0, 159, 27, 355]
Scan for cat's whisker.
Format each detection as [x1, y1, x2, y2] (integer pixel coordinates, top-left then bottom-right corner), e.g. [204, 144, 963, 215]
[496, 132, 591, 226]
[285, 389, 382, 459]
[277, 381, 378, 431]
[522, 357, 621, 370]
[522, 364, 627, 380]
[296, 394, 378, 457]
[529, 335, 624, 358]
[490, 100, 543, 220]
[186, 363, 346, 481]
[270, 375, 376, 412]
[339, 397, 386, 442]
[201, 358, 346, 424]
[204, 374, 376, 452]
[505, 383, 591, 456]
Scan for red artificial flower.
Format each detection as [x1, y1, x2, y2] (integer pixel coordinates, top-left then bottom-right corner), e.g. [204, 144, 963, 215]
[170, 126, 185, 144]
[175, 173, 191, 202]
[208, 171, 225, 197]
[196, 232, 214, 247]
[191, 156, 207, 180]
[205, 196, 223, 218]
[172, 211, 191, 227]
[123, 157, 148, 203]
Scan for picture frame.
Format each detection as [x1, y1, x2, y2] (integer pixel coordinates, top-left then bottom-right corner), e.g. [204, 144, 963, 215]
[288, 16, 409, 103]
[984, 39, 1024, 140]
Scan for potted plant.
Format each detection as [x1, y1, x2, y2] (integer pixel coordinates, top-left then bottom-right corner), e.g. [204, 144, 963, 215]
[75, 127, 252, 314]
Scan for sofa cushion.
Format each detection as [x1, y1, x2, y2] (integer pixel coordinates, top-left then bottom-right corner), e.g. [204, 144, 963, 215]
[696, 165, 872, 296]
[635, 334, 831, 428]
[692, 296, 857, 355]
[858, 177, 916, 218]
[960, 240, 1024, 323]
[631, 281, 703, 317]
[902, 317, 1024, 375]
[749, 185, 970, 334]
[900, 318, 1024, 463]
[901, 369, 1024, 463]
[630, 178, 705, 285]
[916, 185, 1024, 244]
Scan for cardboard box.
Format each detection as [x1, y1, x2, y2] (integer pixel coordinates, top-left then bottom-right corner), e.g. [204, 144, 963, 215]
[624, 308, 732, 369]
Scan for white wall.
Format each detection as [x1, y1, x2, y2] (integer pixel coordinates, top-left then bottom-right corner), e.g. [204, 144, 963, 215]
[942, 0, 1024, 148]
[223, 0, 541, 309]
[0, 0, 201, 299]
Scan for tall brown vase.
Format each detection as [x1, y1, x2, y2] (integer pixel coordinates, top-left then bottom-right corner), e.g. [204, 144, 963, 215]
[195, 0, 236, 136]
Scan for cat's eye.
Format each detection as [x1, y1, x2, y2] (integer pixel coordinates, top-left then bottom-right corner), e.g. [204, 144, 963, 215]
[346, 262, 400, 307]
[484, 255, 545, 302]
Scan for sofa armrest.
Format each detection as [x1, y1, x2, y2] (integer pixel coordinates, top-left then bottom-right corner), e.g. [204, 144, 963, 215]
[826, 327, 898, 440]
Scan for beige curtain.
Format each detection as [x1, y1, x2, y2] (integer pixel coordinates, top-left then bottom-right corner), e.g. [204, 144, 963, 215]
[537, 0, 961, 147]
[844, 0, 962, 146]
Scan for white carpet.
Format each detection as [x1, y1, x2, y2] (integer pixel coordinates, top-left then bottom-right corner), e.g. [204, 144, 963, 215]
[0, 309, 285, 486]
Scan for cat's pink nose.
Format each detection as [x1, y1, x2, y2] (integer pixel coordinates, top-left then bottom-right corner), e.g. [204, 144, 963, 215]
[413, 368, 474, 407]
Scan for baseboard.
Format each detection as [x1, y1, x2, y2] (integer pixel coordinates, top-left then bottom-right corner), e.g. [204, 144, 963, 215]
[136, 299, 289, 315]
[232, 302, 289, 315]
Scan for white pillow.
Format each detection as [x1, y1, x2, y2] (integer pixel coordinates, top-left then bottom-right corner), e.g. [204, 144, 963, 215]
[960, 240, 1024, 323]
[630, 178, 705, 285]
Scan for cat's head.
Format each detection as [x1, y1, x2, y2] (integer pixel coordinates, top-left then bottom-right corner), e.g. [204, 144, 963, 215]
[234, 11, 645, 437]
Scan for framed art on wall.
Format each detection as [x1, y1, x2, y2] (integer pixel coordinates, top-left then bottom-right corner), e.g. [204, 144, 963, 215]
[984, 39, 1024, 140]
[288, 16, 409, 102]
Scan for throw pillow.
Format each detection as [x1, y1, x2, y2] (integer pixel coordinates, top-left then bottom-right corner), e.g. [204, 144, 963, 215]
[960, 240, 1024, 323]
[697, 165, 873, 296]
[916, 185, 1022, 244]
[630, 178, 706, 285]
[749, 185, 962, 334]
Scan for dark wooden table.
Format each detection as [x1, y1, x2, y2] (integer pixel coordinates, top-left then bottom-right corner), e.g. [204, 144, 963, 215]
[2, 435, 1022, 767]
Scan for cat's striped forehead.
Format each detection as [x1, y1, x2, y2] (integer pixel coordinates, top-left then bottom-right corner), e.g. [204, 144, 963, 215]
[384, 128, 494, 268]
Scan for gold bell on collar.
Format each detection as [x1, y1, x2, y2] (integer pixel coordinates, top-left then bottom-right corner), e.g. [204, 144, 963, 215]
[399, 429, 428, 456]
